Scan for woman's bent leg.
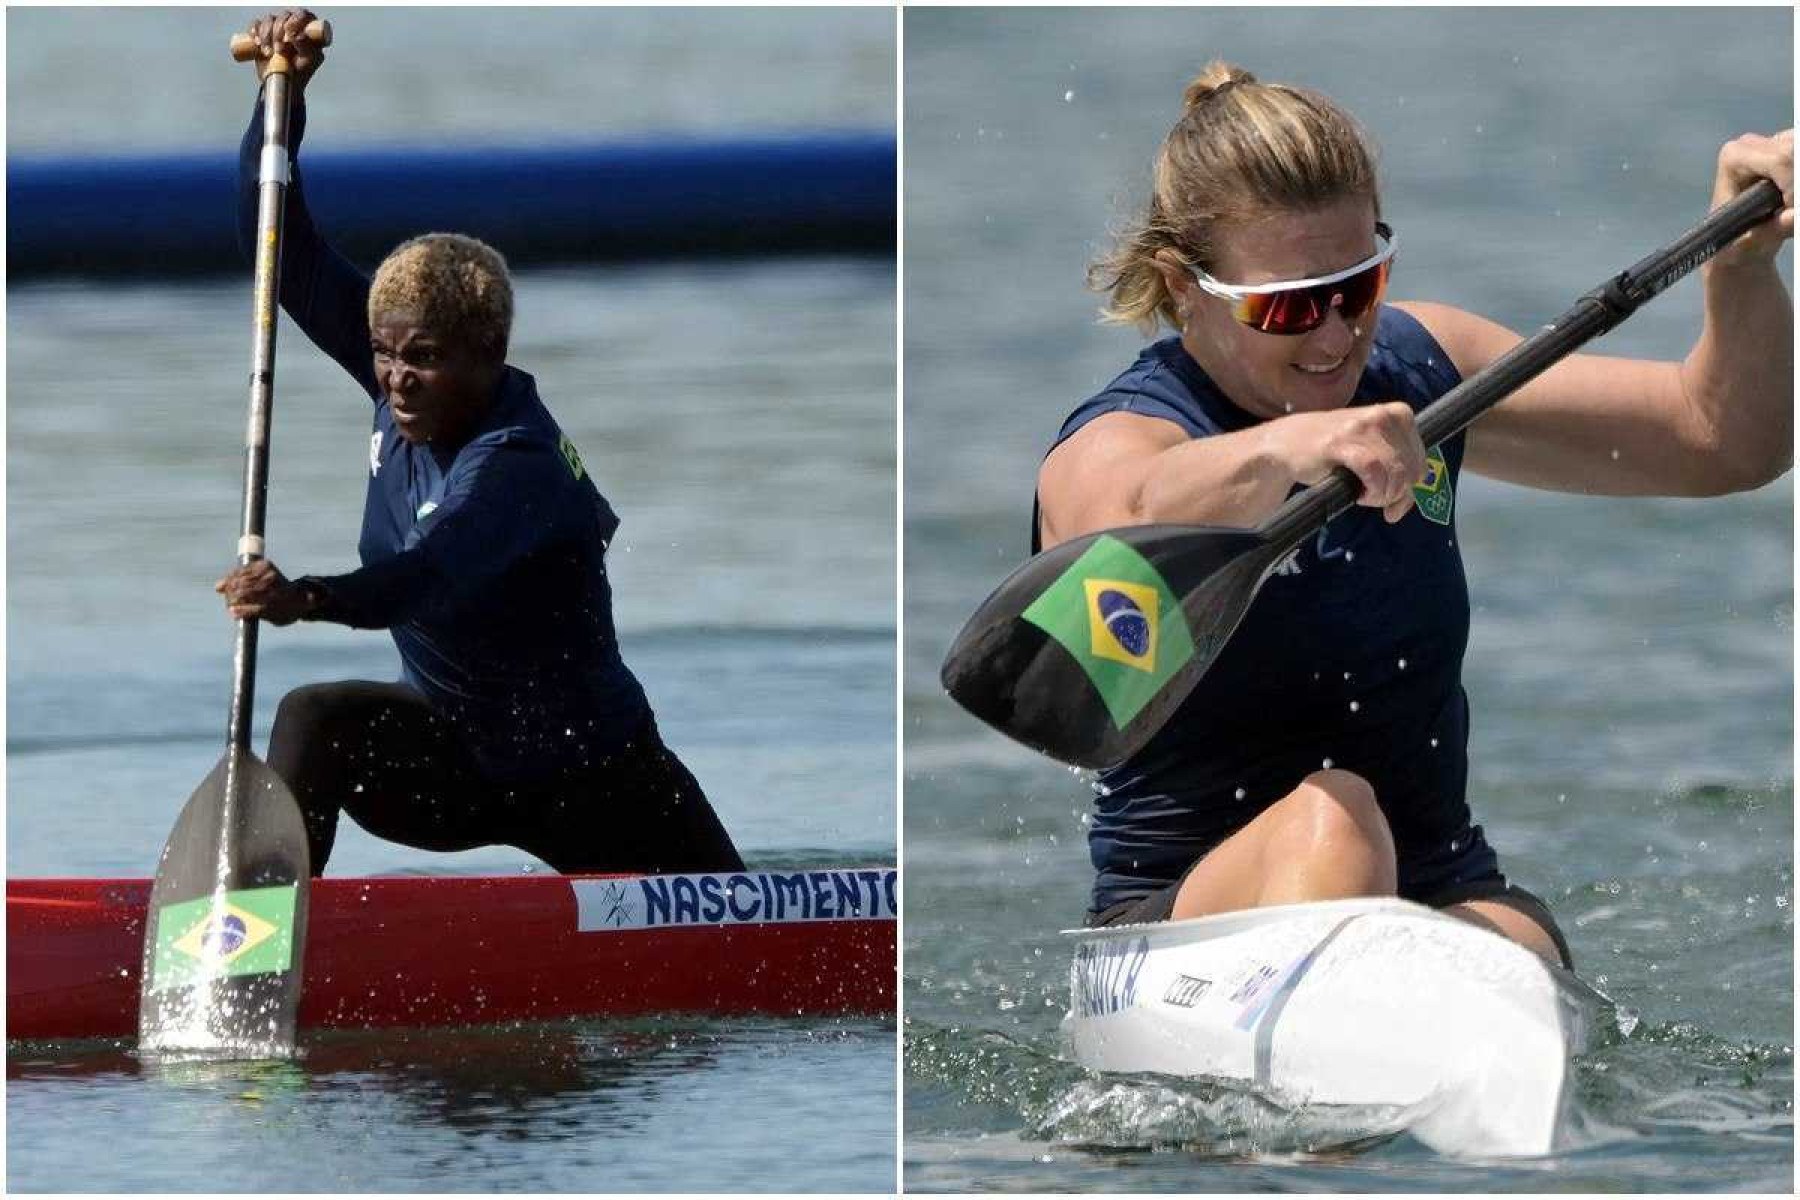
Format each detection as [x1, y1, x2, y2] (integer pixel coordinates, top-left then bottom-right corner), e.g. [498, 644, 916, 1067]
[1170, 769, 1397, 920]
[514, 720, 745, 875]
[266, 681, 495, 873]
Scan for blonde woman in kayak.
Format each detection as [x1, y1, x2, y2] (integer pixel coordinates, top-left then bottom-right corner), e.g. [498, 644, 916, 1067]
[1036, 62, 1792, 966]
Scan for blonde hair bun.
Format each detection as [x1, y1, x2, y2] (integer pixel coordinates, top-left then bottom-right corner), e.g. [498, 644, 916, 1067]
[1089, 65, 1381, 333]
[1181, 61, 1257, 112]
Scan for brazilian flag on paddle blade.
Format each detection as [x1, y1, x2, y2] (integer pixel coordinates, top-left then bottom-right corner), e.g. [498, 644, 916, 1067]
[1021, 534, 1196, 730]
[149, 884, 297, 993]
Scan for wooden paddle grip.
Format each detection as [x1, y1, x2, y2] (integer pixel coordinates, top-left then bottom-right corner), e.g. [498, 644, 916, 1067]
[229, 19, 332, 65]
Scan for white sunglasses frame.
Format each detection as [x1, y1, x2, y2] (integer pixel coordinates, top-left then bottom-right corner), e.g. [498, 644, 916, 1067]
[1187, 223, 1398, 299]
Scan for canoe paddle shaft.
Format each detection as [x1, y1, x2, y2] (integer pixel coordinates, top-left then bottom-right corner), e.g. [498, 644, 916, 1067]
[227, 58, 287, 751]
[227, 17, 328, 751]
[1264, 179, 1783, 545]
[942, 179, 1785, 770]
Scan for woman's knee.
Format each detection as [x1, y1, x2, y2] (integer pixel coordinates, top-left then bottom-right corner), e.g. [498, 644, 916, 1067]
[268, 682, 398, 788]
[270, 681, 405, 761]
[271, 681, 369, 742]
[1276, 769, 1397, 882]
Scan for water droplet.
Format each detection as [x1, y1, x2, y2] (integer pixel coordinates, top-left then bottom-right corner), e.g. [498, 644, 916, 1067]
[1610, 448, 1621, 461]
[1430, 737, 1439, 748]
[1062, 90, 1074, 102]
[1321, 757, 1334, 769]
[1234, 787, 1247, 800]
[1398, 658, 1407, 670]
[1348, 701, 1360, 713]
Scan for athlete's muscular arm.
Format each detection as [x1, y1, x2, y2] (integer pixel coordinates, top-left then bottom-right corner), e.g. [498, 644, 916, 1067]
[236, 17, 382, 401]
[270, 442, 571, 629]
[1037, 405, 1427, 551]
[1438, 131, 1793, 497]
[1416, 300, 1792, 497]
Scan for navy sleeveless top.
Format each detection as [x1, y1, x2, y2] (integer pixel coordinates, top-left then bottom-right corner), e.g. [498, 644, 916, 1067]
[1040, 308, 1499, 912]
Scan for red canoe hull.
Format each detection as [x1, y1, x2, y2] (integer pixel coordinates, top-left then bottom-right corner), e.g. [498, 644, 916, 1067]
[8, 869, 896, 1041]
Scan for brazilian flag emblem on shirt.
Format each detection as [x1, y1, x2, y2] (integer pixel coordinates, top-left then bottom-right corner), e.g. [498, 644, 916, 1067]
[558, 433, 586, 481]
[149, 885, 297, 993]
[1021, 535, 1195, 729]
[1412, 445, 1453, 525]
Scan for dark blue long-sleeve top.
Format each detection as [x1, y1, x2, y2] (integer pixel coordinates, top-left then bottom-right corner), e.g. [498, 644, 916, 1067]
[239, 92, 651, 781]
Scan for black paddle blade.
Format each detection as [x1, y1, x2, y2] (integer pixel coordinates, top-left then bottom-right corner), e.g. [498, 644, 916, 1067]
[941, 524, 1291, 769]
[138, 750, 310, 1059]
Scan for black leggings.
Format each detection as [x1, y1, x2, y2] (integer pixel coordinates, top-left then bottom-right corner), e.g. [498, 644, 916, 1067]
[266, 680, 744, 876]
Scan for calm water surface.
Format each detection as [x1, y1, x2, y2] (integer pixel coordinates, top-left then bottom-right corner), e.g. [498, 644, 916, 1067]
[905, 8, 1791, 1192]
[8, 8, 895, 1193]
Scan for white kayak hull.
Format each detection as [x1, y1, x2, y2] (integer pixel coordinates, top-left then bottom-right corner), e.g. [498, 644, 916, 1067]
[1061, 897, 1605, 1158]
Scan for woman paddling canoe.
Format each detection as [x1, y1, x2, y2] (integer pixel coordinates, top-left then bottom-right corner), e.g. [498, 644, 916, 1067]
[215, 9, 744, 877]
[1036, 62, 1792, 965]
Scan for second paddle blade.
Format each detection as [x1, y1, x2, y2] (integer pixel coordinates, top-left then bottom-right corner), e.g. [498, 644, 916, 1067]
[138, 749, 310, 1060]
[941, 523, 1285, 769]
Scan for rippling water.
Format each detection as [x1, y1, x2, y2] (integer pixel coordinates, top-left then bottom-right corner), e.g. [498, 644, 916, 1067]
[8, 8, 895, 1192]
[8, 1020, 894, 1193]
[904, 7, 1791, 1191]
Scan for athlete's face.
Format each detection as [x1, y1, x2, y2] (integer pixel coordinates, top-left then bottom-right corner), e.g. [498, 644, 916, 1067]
[370, 310, 500, 446]
[1163, 196, 1384, 421]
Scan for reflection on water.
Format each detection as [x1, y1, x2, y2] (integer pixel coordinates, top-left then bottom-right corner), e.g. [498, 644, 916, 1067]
[11, 1017, 895, 1190]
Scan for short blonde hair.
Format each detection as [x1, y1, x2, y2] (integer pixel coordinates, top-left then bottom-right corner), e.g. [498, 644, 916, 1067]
[1090, 62, 1382, 333]
[368, 233, 513, 360]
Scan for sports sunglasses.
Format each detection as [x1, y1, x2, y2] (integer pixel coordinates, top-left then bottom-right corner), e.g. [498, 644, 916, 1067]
[1188, 223, 1396, 336]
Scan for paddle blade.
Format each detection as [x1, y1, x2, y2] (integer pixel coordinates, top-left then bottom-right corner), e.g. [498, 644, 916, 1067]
[138, 750, 310, 1060]
[941, 524, 1287, 769]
